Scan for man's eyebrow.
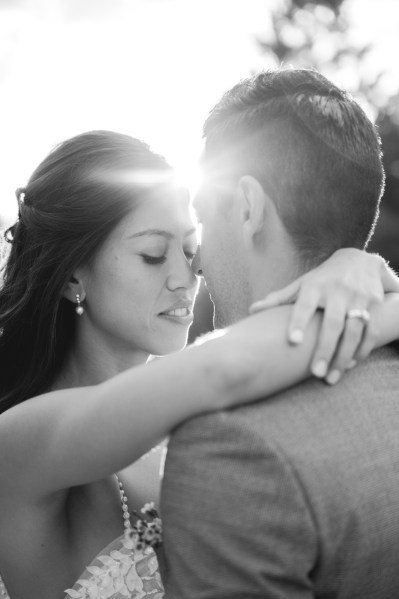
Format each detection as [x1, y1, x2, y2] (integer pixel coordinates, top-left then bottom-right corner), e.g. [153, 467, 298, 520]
[129, 228, 197, 240]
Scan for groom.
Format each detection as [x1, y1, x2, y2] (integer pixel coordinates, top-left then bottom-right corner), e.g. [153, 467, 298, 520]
[161, 69, 399, 597]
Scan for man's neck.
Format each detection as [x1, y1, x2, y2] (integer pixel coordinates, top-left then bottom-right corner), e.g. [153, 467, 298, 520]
[252, 258, 303, 304]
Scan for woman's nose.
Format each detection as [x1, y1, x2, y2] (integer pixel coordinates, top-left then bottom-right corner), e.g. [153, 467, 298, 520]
[167, 255, 199, 291]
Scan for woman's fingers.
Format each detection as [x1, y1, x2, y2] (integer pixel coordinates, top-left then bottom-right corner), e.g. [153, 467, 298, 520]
[320, 303, 379, 384]
[354, 314, 380, 361]
[249, 279, 321, 345]
[248, 250, 390, 384]
[324, 318, 366, 385]
[310, 301, 347, 379]
[249, 278, 301, 314]
[286, 288, 320, 345]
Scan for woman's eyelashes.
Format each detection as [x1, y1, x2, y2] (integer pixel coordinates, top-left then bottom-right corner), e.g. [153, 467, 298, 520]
[141, 247, 197, 266]
[141, 254, 167, 265]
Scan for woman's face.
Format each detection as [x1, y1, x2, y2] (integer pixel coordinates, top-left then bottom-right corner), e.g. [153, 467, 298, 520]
[79, 186, 200, 359]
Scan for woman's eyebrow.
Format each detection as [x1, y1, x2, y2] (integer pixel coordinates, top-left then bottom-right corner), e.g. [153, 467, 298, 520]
[129, 229, 173, 240]
[129, 228, 197, 240]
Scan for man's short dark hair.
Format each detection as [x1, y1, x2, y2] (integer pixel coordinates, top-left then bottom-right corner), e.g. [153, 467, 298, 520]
[203, 69, 385, 266]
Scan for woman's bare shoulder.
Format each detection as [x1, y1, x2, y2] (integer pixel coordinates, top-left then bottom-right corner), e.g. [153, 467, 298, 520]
[0, 388, 91, 500]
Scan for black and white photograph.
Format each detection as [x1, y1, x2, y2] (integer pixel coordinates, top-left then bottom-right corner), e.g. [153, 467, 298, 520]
[0, 1, 399, 597]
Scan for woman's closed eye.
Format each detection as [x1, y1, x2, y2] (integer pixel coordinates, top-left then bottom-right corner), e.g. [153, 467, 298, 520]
[141, 254, 167, 265]
[140, 244, 197, 266]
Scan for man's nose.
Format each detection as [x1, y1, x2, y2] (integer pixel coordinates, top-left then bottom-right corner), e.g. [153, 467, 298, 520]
[191, 247, 203, 277]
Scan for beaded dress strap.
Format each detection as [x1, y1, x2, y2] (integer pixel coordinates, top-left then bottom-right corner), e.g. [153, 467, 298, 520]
[115, 473, 163, 552]
[115, 473, 134, 541]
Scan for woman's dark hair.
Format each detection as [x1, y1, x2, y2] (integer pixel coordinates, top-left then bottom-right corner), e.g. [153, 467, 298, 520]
[0, 130, 172, 413]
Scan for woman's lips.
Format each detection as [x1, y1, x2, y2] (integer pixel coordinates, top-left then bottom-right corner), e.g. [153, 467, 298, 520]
[158, 305, 194, 324]
[161, 307, 190, 317]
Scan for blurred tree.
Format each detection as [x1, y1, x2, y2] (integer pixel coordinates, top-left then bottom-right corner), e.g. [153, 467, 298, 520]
[257, 0, 399, 271]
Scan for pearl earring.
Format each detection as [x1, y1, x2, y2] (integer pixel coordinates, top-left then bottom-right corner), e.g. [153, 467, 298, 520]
[75, 293, 84, 316]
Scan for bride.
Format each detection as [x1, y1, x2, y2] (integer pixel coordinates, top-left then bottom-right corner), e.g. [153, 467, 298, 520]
[0, 130, 398, 599]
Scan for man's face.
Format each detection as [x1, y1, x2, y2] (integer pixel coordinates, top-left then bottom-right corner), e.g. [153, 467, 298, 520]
[193, 179, 252, 328]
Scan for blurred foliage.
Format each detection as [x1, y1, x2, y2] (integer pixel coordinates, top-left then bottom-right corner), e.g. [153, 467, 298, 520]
[257, 0, 399, 271]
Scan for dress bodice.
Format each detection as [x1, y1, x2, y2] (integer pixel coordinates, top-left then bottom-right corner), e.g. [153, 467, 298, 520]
[64, 534, 164, 599]
[0, 476, 164, 599]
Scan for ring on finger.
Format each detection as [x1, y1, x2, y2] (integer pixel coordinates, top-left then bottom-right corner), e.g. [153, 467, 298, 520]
[346, 308, 370, 323]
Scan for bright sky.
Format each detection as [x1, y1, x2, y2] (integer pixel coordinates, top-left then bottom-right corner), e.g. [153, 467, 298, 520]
[0, 0, 398, 224]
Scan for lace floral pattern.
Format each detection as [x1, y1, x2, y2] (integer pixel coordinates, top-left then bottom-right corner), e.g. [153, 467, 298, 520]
[64, 535, 164, 599]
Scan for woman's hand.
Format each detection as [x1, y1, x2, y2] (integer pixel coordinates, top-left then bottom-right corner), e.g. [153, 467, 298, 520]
[249, 249, 399, 384]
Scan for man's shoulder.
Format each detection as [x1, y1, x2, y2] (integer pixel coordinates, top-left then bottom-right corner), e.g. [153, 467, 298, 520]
[170, 344, 399, 459]
[267, 343, 398, 401]
[240, 343, 399, 446]
[164, 345, 399, 597]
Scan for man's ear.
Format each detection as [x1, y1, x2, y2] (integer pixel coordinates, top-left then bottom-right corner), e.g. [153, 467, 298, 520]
[62, 273, 86, 304]
[237, 175, 267, 250]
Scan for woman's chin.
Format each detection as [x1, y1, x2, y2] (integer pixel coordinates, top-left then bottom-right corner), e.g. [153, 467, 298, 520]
[150, 331, 190, 356]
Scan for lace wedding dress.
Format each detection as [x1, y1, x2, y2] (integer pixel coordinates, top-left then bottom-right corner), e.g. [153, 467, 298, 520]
[63, 535, 164, 599]
[0, 476, 164, 599]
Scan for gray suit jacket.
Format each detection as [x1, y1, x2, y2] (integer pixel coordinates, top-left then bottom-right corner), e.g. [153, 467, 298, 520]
[161, 345, 399, 598]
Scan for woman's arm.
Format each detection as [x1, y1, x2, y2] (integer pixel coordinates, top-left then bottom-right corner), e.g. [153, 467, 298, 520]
[1, 293, 398, 500]
[223, 292, 399, 400]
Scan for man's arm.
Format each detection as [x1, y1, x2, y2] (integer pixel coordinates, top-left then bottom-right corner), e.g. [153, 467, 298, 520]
[161, 409, 318, 599]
